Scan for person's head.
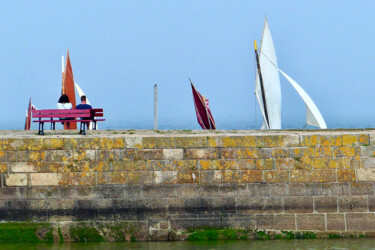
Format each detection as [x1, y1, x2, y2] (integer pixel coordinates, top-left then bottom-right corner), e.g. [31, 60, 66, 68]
[81, 95, 87, 104]
[58, 94, 70, 104]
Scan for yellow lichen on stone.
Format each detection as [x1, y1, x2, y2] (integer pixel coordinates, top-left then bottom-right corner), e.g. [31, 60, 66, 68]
[255, 159, 274, 170]
[0, 163, 7, 173]
[199, 160, 211, 170]
[264, 170, 289, 183]
[311, 158, 328, 169]
[319, 136, 342, 146]
[359, 134, 370, 145]
[342, 135, 358, 146]
[337, 169, 356, 182]
[241, 170, 262, 183]
[43, 138, 64, 150]
[221, 137, 239, 148]
[263, 136, 281, 147]
[142, 137, 156, 149]
[335, 146, 356, 157]
[301, 135, 318, 147]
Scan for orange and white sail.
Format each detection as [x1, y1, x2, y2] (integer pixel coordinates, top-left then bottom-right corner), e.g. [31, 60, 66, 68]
[62, 50, 77, 129]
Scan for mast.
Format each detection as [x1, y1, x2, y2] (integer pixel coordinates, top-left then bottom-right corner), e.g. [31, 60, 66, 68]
[254, 40, 270, 129]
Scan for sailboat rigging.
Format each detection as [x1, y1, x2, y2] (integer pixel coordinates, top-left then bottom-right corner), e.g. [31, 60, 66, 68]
[254, 17, 326, 129]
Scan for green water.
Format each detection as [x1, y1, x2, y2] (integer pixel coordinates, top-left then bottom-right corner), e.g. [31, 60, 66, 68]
[1, 239, 375, 250]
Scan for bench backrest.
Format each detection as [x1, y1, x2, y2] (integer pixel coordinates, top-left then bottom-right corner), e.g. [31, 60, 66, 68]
[32, 109, 103, 119]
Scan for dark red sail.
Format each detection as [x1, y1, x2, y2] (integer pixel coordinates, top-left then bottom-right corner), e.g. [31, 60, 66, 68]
[24, 98, 32, 130]
[190, 81, 216, 130]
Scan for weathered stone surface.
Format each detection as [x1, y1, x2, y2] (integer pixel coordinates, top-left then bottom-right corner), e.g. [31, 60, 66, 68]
[290, 170, 336, 183]
[236, 197, 282, 213]
[5, 173, 28, 186]
[163, 149, 183, 160]
[326, 213, 345, 231]
[284, 197, 313, 213]
[297, 214, 325, 231]
[274, 214, 295, 230]
[350, 182, 374, 195]
[10, 162, 39, 173]
[314, 196, 337, 213]
[154, 171, 177, 184]
[338, 196, 368, 212]
[30, 173, 63, 186]
[346, 213, 375, 231]
[357, 168, 375, 181]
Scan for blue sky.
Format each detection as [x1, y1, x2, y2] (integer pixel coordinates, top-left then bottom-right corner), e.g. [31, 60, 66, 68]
[1, 0, 375, 130]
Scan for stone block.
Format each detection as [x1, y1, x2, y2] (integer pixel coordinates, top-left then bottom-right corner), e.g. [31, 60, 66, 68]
[97, 172, 127, 185]
[296, 214, 325, 231]
[176, 184, 198, 198]
[287, 183, 304, 196]
[368, 196, 375, 212]
[5, 173, 28, 186]
[183, 197, 213, 214]
[42, 138, 65, 150]
[136, 149, 163, 160]
[254, 159, 274, 170]
[326, 213, 345, 231]
[197, 185, 219, 197]
[272, 148, 290, 158]
[175, 137, 208, 148]
[154, 171, 177, 184]
[350, 182, 374, 195]
[200, 170, 221, 184]
[162, 149, 183, 160]
[99, 138, 125, 149]
[321, 183, 350, 196]
[154, 137, 175, 149]
[361, 157, 375, 168]
[0, 163, 7, 174]
[315, 147, 333, 158]
[66, 172, 96, 186]
[281, 134, 300, 147]
[212, 197, 236, 213]
[76, 138, 100, 150]
[221, 148, 260, 159]
[274, 214, 296, 230]
[10, 162, 39, 173]
[337, 169, 356, 182]
[346, 213, 375, 231]
[300, 135, 319, 147]
[126, 171, 154, 185]
[46, 150, 73, 162]
[184, 148, 219, 159]
[0, 151, 16, 162]
[142, 185, 177, 199]
[290, 170, 336, 183]
[248, 183, 270, 197]
[142, 137, 156, 149]
[163, 160, 198, 171]
[236, 159, 256, 170]
[218, 184, 246, 197]
[221, 170, 240, 183]
[241, 170, 262, 183]
[73, 150, 96, 161]
[342, 134, 358, 146]
[124, 137, 142, 149]
[333, 146, 358, 158]
[338, 196, 368, 212]
[114, 160, 150, 171]
[275, 158, 298, 170]
[361, 145, 375, 157]
[236, 197, 282, 213]
[314, 196, 337, 213]
[177, 171, 199, 184]
[207, 137, 222, 147]
[264, 170, 289, 183]
[319, 135, 342, 146]
[30, 173, 63, 186]
[357, 168, 375, 181]
[284, 197, 313, 213]
[269, 183, 288, 196]
[256, 214, 274, 229]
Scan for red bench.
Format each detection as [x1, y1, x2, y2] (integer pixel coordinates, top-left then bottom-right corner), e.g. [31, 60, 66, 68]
[32, 109, 105, 135]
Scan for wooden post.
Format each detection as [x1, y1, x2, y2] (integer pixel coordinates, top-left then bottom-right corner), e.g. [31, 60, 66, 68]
[154, 84, 158, 130]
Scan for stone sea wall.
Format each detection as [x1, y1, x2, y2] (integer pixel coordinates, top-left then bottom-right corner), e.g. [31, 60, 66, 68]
[1, 130, 375, 242]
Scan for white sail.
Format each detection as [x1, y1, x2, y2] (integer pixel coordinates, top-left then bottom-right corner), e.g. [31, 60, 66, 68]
[75, 82, 96, 130]
[277, 69, 327, 129]
[254, 17, 282, 129]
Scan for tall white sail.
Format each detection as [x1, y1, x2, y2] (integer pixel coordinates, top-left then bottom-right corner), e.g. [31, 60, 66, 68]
[255, 17, 282, 129]
[277, 69, 327, 129]
[260, 53, 327, 129]
[75, 82, 96, 130]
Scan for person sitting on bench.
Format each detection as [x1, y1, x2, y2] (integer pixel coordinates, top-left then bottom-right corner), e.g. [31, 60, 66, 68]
[57, 94, 73, 129]
[76, 95, 92, 110]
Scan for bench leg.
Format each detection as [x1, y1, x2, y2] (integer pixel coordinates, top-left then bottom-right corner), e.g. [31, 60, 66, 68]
[79, 122, 86, 135]
[38, 122, 44, 135]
